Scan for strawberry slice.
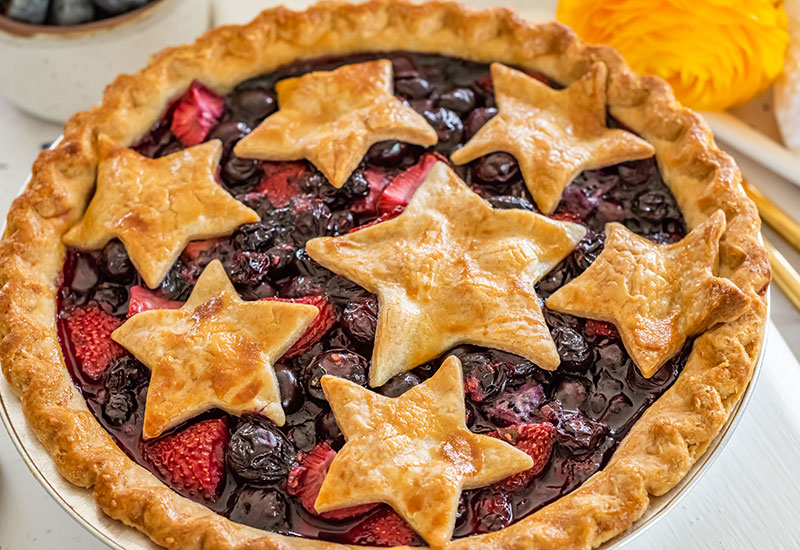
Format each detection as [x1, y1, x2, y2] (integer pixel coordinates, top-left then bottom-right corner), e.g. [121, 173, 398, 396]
[182, 238, 223, 263]
[64, 306, 125, 381]
[256, 161, 307, 208]
[550, 211, 582, 223]
[262, 295, 335, 358]
[142, 417, 229, 502]
[170, 81, 225, 147]
[287, 442, 378, 520]
[127, 285, 183, 317]
[344, 507, 418, 547]
[376, 153, 444, 216]
[489, 422, 556, 491]
[585, 319, 619, 339]
[352, 167, 391, 215]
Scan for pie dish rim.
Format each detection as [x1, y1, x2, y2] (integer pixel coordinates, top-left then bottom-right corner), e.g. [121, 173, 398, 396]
[0, 1, 771, 549]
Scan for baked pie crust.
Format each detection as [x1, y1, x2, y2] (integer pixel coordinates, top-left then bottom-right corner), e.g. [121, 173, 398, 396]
[547, 209, 750, 378]
[234, 59, 438, 188]
[451, 62, 655, 214]
[112, 259, 319, 438]
[307, 161, 586, 386]
[0, 2, 770, 550]
[317, 355, 533, 548]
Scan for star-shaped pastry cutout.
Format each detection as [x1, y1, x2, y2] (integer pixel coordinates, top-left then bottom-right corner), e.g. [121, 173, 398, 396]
[547, 210, 750, 377]
[316, 355, 532, 548]
[233, 59, 438, 188]
[63, 134, 259, 288]
[111, 260, 318, 439]
[306, 161, 586, 387]
[450, 62, 655, 214]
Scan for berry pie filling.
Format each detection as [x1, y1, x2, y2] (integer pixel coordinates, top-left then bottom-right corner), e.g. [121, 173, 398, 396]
[56, 52, 690, 546]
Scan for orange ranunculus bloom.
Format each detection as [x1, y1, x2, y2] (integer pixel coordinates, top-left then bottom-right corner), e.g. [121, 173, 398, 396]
[557, 0, 789, 111]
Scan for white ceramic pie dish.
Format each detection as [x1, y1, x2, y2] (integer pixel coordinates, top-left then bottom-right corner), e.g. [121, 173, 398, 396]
[0, 144, 770, 550]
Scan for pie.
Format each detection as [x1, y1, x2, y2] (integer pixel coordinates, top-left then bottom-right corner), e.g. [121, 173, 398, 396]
[0, 2, 769, 550]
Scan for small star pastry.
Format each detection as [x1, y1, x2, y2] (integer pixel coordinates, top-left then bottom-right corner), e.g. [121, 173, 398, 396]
[316, 355, 533, 548]
[547, 210, 750, 377]
[306, 161, 586, 386]
[111, 260, 319, 438]
[233, 59, 438, 188]
[450, 62, 655, 214]
[63, 135, 259, 288]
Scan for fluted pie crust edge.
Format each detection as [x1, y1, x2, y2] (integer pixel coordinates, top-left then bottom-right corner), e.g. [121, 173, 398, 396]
[0, 1, 770, 549]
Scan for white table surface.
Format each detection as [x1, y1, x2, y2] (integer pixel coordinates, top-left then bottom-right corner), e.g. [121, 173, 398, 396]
[2, 1, 800, 548]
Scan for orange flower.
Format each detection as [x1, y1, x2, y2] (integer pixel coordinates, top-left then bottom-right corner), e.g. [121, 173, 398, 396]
[557, 0, 789, 111]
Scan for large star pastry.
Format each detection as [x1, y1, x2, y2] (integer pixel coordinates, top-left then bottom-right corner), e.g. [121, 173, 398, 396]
[63, 134, 259, 288]
[111, 260, 319, 438]
[450, 62, 655, 214]
[547, 210, 750, 377]
[233, 59, 438, 188]
[316, 355, 533, 548]
[306, 161, 586, 387]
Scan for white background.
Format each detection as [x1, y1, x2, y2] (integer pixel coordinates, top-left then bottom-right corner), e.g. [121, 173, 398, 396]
[2, 1, 800, 549]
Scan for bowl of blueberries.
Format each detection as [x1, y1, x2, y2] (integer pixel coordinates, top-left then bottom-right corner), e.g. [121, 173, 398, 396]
[0, 0, 211, 122]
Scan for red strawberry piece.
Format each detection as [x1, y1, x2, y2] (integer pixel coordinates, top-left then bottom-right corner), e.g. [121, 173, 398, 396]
[344, 507, 418, 547]
[65, 306, 125, 381]
[182, 238, 223, 263]
[585, 319, 619, 339]
[127, 285, 183, 317]
[170, 81, 225, 147]
[256, 161, 307, 208]
[375, 153, 445, 216]
[287, 442, 378, 520]
[262, 295, 335, 358]
[348, 212, 396, 233]
[352, 167, 391, 215]
[550, 211, 582, 223]
[142, 418, 229, 502]
[489, 422, 555, 491]
[476, 74, 494, 94]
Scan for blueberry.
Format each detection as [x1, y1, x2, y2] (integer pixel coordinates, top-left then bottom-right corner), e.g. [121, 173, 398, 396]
[423, 108, 463, 154]
[208, 120, 251, 157]
[315, 410, 343, 448]
[330, 211, 355, 235]
[324, 327, 353, 350]
[226, 250, 271, 286]
[572, 231, 605, 273]
[274, 364, 303, 414]
[551, 326, 591, 370]
[292, 197, 333, 244]
[228, 487, 287, 532]
[228, 415, 296, 484]
[91, 0, 148, 15]
[634, 189, 677, 221]
[279, 276, 324, 299]
[5, 0, 48, 24]
[341, 295, 378, 343]
[294, 248, 331, 281]
[104, 357, 150, 393]
[475, 153, 519, 184]
[100, 240, 134, 281]
[102, 392, 135, 426]
[553, 379, 589, 410]
[159, 262, 193, 301]
[222, 156, 260, 187]
[377, 372, 421, 398]
[288, 419, 317, 451]
[230, 89, 276, 125]
[487, 196, 534, 211]
[484, 381, 545, 427]
[465, 107, 497, 139]
[51, 0, 95, 25]
[265, 243, 296, 278]
[459, 352, 507, 402]
[92, 282, 129, 316]
[367, 141, 411, 167]
[234, 222, 282, 253]
[395, 77, 432, 99]
[305, 350, 368, 401]
[438, 88, 476, 114]
[473, 491, 512, 533]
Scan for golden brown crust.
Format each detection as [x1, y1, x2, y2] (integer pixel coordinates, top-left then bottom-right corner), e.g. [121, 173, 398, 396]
[0, 1, 769, 550]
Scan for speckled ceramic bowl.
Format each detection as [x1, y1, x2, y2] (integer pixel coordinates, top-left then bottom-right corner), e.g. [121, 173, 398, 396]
[0, 0, 211, 123]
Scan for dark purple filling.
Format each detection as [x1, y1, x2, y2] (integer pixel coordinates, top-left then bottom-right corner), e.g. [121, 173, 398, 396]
[56, 52, 690, 545]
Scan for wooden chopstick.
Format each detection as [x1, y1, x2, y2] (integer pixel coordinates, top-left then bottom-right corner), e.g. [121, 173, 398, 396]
[741, 179, 800, 252]
[764, 237, 800, 312]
